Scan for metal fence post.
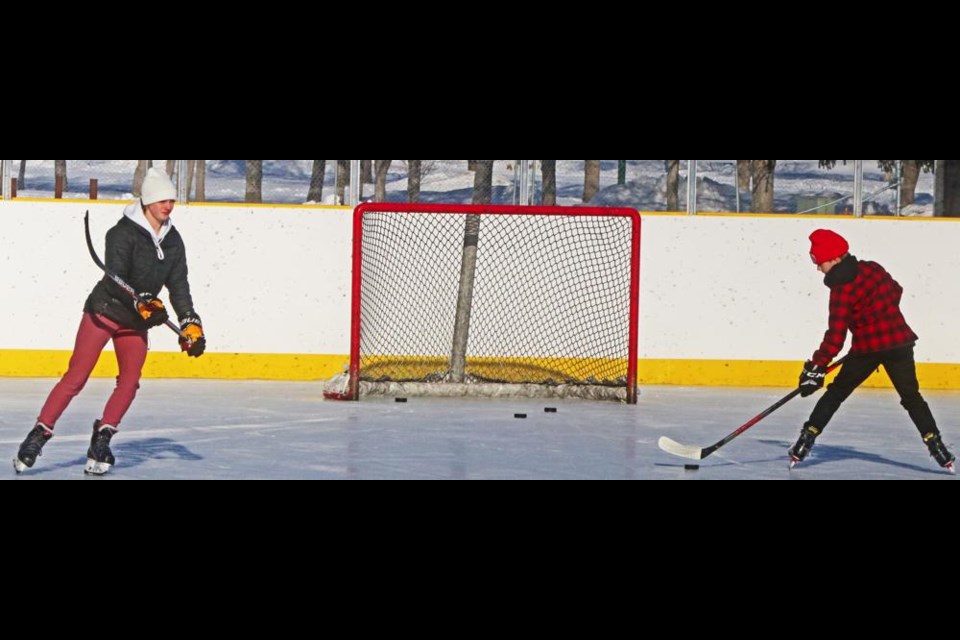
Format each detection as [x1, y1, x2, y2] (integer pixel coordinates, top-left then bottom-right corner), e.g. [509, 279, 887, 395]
[1, 160, 11, 199]
[686, 160, 698, 215]
[895, 159, 902, 216]
[513, 160, 521, 205]
[853, 160, 863, 217]
[348, 160, 361, 207]
[177, 160, 189, 203]
[735, 160, 741, 213]
[517, 159, 532, 205]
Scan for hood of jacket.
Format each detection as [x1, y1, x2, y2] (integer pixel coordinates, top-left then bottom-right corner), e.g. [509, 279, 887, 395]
[124, 200, 172, 260]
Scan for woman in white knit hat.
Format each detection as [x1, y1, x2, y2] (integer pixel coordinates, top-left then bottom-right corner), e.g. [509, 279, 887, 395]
[13, 167, 206, 476]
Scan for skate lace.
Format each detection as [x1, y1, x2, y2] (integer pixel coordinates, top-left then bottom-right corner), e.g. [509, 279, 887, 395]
[93, 432, 113, 456]
[790, 427, 818, 460]
[22, 426, 52, 456]
[924, 433, 955, 466]
[932, 442, 954, 464]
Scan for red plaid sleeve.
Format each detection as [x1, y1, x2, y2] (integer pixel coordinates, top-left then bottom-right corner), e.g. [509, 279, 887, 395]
[812, 288, 851, 366]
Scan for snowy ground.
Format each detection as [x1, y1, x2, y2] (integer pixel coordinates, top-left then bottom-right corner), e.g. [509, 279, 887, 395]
[5, 160, 936, 215]
[2, 378, 955, 480]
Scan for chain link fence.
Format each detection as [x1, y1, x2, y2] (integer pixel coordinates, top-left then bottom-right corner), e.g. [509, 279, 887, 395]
[0, 160, 942, 216]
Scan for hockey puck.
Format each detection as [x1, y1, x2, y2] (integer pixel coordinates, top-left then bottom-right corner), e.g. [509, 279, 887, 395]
[395, 398, 408, 403]
[544, 407, 558, 413]
[514, 413, 527, 419]
[684, 464, 700, 471]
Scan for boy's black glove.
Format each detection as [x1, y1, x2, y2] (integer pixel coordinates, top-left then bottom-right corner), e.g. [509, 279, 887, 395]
[798, 361, 825, 397]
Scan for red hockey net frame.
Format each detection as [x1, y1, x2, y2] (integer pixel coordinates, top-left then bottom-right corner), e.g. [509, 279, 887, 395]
[330, 203, 641, 403]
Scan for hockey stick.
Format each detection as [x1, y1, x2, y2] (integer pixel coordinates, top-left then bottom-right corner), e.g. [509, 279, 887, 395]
[657, 355, 848, 460]
[84, 210, 187, 339]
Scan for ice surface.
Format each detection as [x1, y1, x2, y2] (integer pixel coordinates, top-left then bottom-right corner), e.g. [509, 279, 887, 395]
[2, 378, 956, 480]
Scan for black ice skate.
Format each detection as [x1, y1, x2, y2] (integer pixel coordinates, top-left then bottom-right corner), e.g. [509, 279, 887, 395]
[13, 423, 54, 473]
[85, 420, 117, 476]
[923, 432, 956, 474]
[788, 423, 821, 468]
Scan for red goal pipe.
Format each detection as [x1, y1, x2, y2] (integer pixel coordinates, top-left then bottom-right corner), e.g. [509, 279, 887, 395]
[347, 203, 642, 403]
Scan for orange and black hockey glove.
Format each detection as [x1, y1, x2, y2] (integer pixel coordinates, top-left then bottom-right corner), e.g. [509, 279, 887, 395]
[135, 294, 169, 328]
[179, 315, 206, 357]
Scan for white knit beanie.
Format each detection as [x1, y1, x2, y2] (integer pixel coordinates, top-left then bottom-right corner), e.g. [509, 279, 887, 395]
[141, 167, 177, 205]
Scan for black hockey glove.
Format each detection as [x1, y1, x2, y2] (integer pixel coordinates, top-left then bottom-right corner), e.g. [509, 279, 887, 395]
[798, 361, 826, 397]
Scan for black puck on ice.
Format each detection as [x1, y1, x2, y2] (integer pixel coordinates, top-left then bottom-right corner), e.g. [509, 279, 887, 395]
[684, 464, 700, 471]
[544, 407, 557, 413]
[395, 398, 408, 403]
[514, 413, 527, 419]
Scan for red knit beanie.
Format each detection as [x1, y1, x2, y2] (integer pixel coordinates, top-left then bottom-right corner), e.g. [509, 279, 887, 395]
[809, 229, 849, 264]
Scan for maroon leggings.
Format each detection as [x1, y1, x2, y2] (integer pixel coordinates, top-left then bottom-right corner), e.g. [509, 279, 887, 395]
[38, 313, 148, 429]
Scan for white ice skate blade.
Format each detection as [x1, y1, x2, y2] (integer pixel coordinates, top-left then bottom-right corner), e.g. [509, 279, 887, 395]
[84, 459, 112, 476]
[13, 457, 28, 474]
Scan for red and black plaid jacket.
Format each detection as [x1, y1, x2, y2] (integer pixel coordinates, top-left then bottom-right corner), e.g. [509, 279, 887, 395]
[811, 256, 917, 366]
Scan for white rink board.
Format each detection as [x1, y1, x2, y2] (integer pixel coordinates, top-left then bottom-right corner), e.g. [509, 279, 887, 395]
[0, 201, 352, 354]
[1, 201, 958, 364]
[639, 215, 960, 362]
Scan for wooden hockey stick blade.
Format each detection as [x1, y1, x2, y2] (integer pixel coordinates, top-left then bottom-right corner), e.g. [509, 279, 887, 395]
[657, 436, 705, 460]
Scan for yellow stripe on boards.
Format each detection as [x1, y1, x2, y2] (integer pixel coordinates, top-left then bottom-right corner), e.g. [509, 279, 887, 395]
[2, 351, 959, 389]
[0, 350, 349, 381]
[637, 359, 960, 390]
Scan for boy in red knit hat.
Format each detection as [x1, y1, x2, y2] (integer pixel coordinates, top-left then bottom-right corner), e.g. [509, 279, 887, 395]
[790, 229, 955, 472]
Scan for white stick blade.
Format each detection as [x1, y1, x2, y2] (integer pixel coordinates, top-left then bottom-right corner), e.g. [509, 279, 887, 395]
[657, 436, 704, 460]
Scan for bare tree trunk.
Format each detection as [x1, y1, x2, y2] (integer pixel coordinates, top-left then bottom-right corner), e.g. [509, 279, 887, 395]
[737, 160, 751, 191]
[165, 160, 175, 176]
[470, 160, 494, 205]
[356, 160, 368, 200]
[583, 160, 600, 203]
[18, 160, 26, 188]
[308, 160, 326, 202]
[541, 160, 557, 206]
[374, 160, 392, 201]
[900, 160, 920, 207]
[750, 160, 777, 213]
[246, 160, 262, 203]
[133, 160, 149, 196]
[195, 161, 206, 201]
[55, 160, 68, 193]
[336, 160, 350, 204]
[666, 160, 680, 211]
[407, 160, 422, 203]
[940, 160, 960, 217]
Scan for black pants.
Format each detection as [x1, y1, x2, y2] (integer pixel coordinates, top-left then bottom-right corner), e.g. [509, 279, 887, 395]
[808, 345, 938, 437]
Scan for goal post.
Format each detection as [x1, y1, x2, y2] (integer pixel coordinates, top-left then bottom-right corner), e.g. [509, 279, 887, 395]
[327, 203, 641, 403]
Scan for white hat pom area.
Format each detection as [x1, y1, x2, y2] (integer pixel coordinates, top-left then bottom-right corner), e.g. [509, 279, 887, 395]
[140, 167, 177, 205]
